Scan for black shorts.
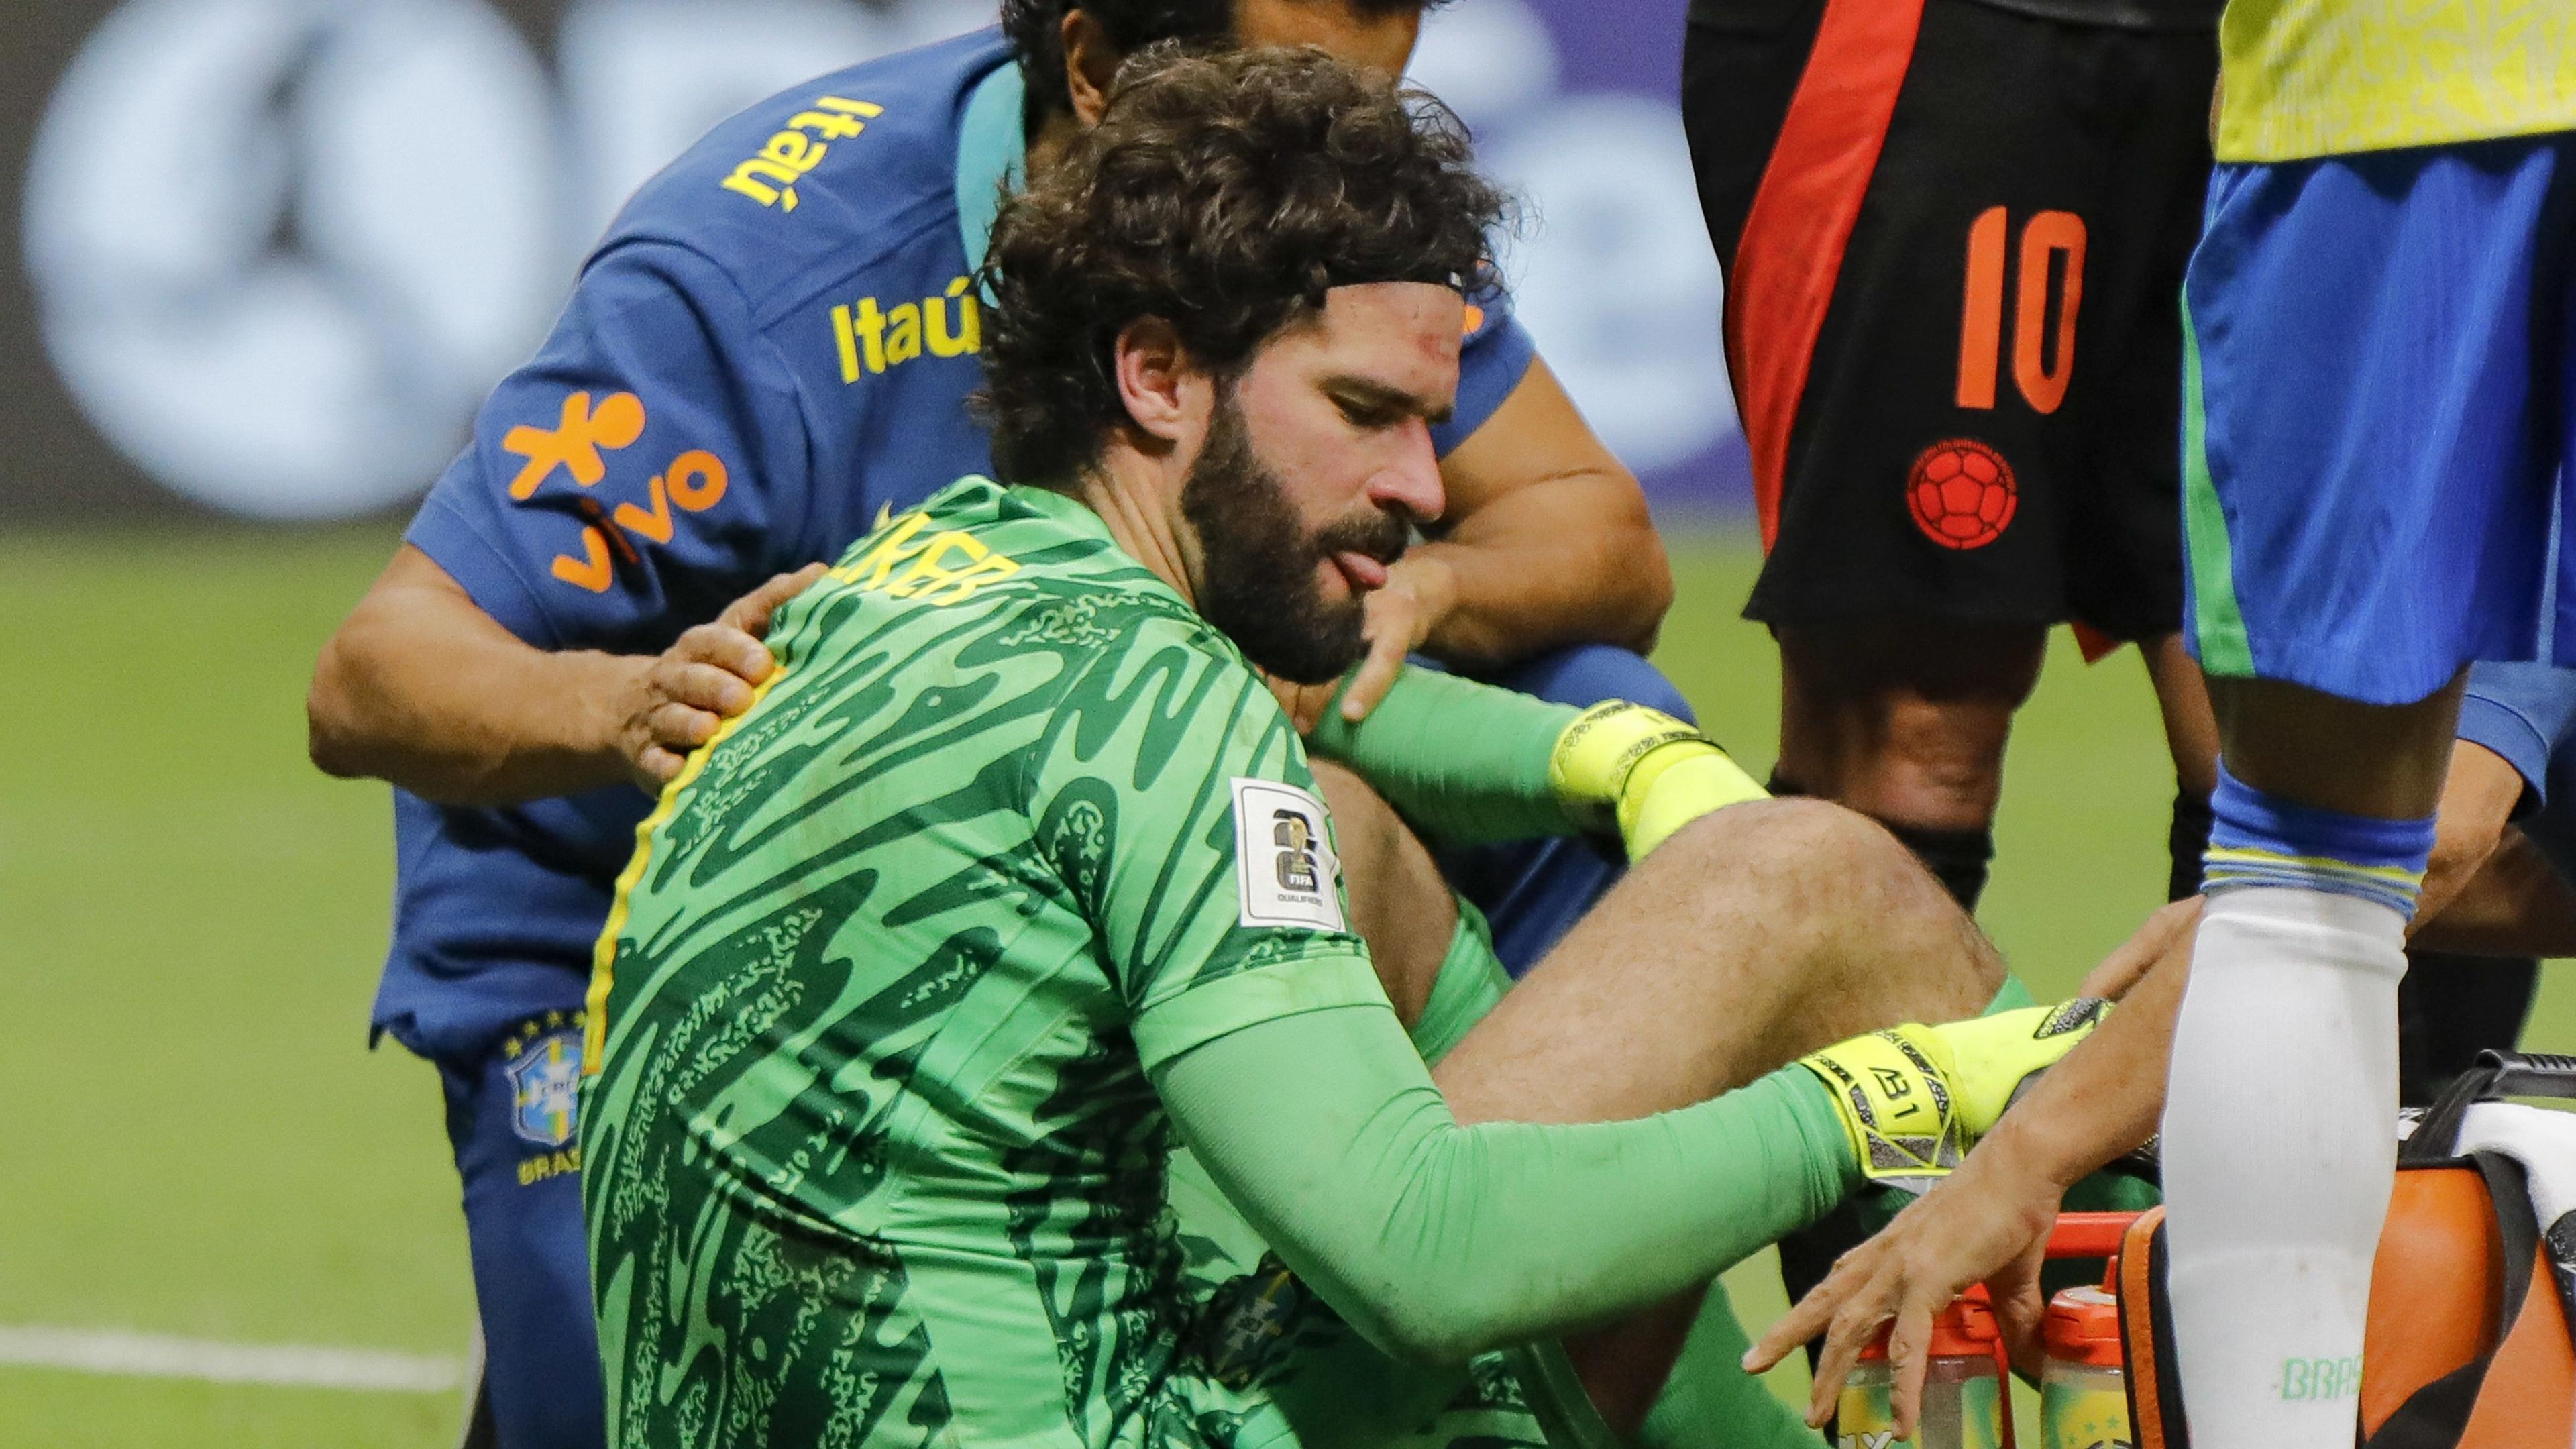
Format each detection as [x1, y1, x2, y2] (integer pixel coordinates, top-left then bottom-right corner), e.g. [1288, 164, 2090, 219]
[1685, 0, 2218, 641]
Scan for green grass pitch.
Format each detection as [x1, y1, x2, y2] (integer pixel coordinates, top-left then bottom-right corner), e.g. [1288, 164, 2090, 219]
[2, 525, 2567, 1447]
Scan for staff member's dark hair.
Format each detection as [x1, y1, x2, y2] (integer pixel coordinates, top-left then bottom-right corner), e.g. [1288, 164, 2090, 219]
[1000, 0, 1438, 121]
[975, 45, 1504, 487]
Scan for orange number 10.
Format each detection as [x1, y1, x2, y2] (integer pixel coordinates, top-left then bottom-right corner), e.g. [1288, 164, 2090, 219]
[1955, 206, 2086, 415]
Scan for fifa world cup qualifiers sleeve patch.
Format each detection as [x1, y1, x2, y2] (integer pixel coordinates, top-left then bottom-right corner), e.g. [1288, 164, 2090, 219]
[1030, 621, 1381, 1069]
[1230, 777, 1348, 933]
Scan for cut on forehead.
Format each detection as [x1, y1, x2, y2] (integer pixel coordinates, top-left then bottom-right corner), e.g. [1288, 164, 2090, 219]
[1254, 282, 1462, 416]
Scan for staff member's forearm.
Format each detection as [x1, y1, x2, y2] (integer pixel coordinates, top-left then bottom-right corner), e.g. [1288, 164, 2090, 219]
[1422, 361, 1672, 665]
[309, 547, 644, 805]
[2412, 828, 2576, 957]
[2416, 739, 2526, 925]
[2406, 735, 2576, 955]
[1984, 790, 2568, 1188]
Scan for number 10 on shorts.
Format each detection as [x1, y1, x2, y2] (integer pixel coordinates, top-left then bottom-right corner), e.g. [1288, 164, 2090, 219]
[1957, 207, 2086, 415]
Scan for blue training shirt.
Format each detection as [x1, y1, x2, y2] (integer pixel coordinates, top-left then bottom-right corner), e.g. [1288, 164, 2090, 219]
[379, 29, 1540, 1060]
[2455, 661, 2576, 888]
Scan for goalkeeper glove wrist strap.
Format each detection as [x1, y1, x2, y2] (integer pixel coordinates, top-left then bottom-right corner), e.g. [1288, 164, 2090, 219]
[1547, 702, 1767, 859]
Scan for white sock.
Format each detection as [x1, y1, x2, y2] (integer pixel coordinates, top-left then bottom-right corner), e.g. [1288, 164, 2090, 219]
[2159, 885, 2404, 1448]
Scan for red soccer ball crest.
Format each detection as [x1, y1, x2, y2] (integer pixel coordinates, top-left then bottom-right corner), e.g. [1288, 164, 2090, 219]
[1906, 439, 2017, 550]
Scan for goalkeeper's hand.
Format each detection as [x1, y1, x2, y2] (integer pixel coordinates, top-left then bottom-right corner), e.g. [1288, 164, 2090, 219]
[1743, 1140, 2060, 1438]
[1545, 701, 1768, 860]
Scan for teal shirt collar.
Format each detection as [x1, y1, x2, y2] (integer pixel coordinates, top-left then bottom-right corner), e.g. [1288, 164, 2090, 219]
[954, 60, 1028, 281]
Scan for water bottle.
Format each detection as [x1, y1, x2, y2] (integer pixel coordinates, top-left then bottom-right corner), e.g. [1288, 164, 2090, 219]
[2040, 1285, 2132, 1449]
[1835, 1290, 2008, 1448]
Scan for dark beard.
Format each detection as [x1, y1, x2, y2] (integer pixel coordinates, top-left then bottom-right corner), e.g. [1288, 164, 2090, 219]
[1182, 392, 1409, 685]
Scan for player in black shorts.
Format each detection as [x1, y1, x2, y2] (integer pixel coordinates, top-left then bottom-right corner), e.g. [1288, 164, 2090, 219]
[1684, 0, 2220, 914]
[1682, 0, 2537, 1107]
[1680, 0, 2223, 1350]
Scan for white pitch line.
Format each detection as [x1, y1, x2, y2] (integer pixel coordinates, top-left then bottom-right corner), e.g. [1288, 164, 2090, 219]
[0, 1326, 464, 1393]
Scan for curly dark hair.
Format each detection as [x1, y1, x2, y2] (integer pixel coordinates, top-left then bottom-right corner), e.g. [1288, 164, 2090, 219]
[999, 0, 1438, 123]
[977, 46, 1506, 487]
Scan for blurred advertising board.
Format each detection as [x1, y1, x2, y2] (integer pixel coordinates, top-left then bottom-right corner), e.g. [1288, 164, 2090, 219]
[4, 0, 1748, 523]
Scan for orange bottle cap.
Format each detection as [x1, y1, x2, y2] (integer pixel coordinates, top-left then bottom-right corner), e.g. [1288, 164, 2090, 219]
[2044, 1285, 2124, 1368]
[1859, 1285, 2005, 1362]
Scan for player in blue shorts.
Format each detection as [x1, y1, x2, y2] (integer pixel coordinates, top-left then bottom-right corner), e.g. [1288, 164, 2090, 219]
[1762, 8, 2576, 1433]
[1747, 10, 2576, 1439]
[2154, 3, 2575, 1441]
[305, 6, 1685, 1446]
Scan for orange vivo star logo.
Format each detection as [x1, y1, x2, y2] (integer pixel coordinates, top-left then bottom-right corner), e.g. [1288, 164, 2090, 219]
[503, 390, 646, 500]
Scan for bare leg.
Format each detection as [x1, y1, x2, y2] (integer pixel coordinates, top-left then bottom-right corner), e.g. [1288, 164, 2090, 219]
[2209, 674, 2461, 820]
[1778, 625, 2215, 904]
[2142, 631, 2220, 803]
[1321, 763, 2005, 1114]
[1774, 620, 2047, 829]
[1774, 621, 2047, 909]
[1316, 763, 2007, 1434]
[1434, 798, 2004, 1124]
[1446, 799, 2003, 1433]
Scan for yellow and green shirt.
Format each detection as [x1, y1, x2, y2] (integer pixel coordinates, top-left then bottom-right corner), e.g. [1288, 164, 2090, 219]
[2216, 0, 2576, 162]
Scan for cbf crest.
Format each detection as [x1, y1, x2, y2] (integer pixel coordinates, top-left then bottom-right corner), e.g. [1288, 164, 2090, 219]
[504, 1022, 584, 1148]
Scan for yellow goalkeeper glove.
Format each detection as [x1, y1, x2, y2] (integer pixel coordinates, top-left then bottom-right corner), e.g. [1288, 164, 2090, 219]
[1796, 999, 2112, 1192]
[1545, 701, 1768, 861]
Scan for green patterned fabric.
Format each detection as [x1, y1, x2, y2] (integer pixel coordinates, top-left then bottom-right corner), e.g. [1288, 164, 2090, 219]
[580, 476, 1537, 1449]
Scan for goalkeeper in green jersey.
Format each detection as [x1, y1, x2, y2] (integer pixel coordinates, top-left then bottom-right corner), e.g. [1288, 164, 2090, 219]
[581, 47, 2104, 1449]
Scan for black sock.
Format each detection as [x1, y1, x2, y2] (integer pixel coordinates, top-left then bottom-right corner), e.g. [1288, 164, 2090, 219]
[2168, 786, 2215, 903]
[2398, 949, 2540, 1106]
[1881, 820, 1995, 914]
[1770, 771, 1993, 912]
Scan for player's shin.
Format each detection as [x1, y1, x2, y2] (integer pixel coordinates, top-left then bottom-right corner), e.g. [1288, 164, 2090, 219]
[2159, 767, 2428, 1448]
